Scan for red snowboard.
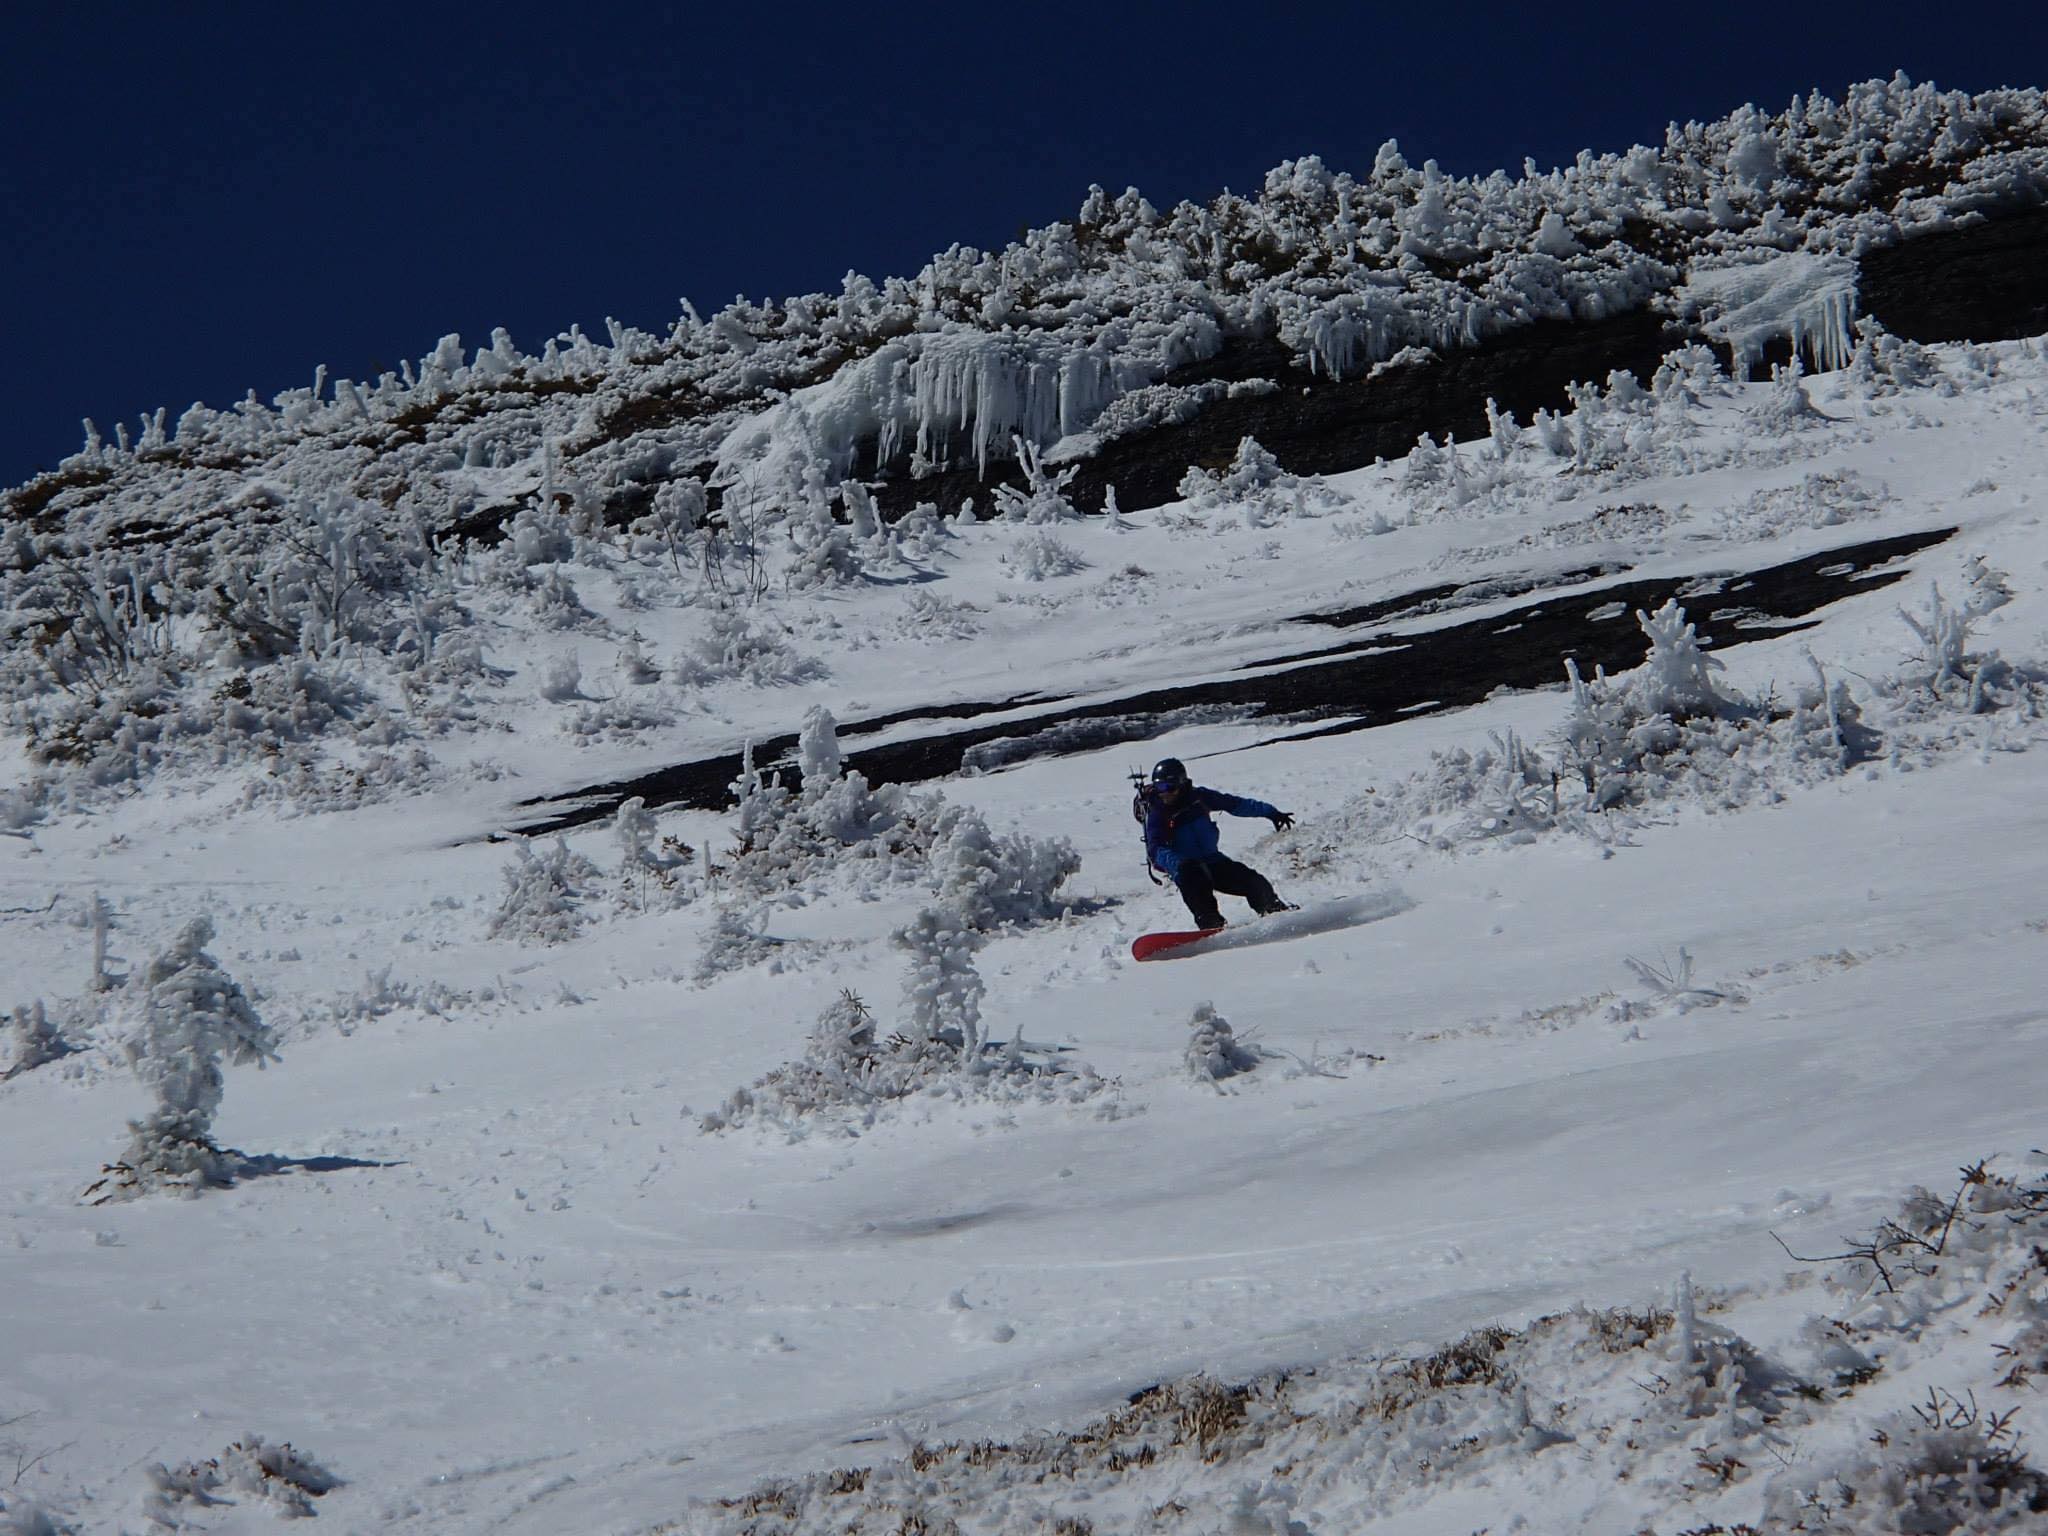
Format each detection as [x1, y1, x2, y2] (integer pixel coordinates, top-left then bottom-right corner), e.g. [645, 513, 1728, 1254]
[1131, 926, 1226, 962]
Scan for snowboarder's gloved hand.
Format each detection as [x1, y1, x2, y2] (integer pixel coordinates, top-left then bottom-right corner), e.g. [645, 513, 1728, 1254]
[1270, 811, 1294, 830]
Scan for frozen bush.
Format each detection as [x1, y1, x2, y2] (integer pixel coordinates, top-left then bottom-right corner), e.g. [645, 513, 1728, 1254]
[615, 795, 686, 876]
[1898, 583, 1982, 691]
[784, 472, 866, 590]
[671, 610, 824, 688]
[562, 689, 675, 741]
[528, 568, 594, 628]
[1764, 1396, 2048, 1533]
[1185, 1001, 1269, 1087]
[1846, 316, 1945, 395]
[901, 591, 983, 639]
[990, 437, 1080, 523]
[141, 1434, 339, 1524]
[4, 1000, 77, 1078]
[487, 838, 600, 945]
[628, 477, 707, 575]
[503, 499, 575, 567]
[615, 797, 695, 911]
[616, 639, 663, 685]
[1964, 554, 2015, 617]
[0, 781, 45, 831]
[1180, 435, 1351, 525]
[1745, 359, 1830, 434]
[88, 918, 278, 1201]
[1557, 600, 1744, 805]
[796, 703, 844, 782]
[925, 801, 1080, 929]
[1001, 531, 1087, 581]
[701, 984, 1106, 1135]
[538, 653, 585, 701]
[328, 968, 463, 1032]
[718, 715, 1078, 928]
[895, 905, 986, 1055]
[694, 906, 788, 981]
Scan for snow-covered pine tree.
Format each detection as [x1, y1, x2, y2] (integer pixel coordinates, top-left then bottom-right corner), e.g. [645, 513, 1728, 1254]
[90, 917, 279, 1200]
[895, 905, 986, 1062]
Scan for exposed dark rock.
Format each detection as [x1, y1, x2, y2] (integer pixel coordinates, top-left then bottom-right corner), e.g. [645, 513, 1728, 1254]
[511, 527, 1952, 837]
[1860, 205, 2048, 344]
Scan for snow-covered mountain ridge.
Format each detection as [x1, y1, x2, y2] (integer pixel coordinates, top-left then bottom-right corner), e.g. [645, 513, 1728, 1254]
[9, 74, 2045, 541]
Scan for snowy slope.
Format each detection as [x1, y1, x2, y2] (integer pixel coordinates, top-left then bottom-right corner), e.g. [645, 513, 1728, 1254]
[5, 320, 2048, 1536]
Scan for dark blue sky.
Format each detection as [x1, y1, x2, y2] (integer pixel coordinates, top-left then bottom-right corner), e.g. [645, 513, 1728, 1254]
[5, 1, 2044, 487]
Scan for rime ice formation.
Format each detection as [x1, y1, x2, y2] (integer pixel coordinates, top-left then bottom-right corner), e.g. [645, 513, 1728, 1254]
[1681, 251, 1862, 376]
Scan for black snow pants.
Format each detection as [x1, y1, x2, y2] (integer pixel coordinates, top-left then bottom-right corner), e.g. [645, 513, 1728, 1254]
[1173, 856, 1285, 929]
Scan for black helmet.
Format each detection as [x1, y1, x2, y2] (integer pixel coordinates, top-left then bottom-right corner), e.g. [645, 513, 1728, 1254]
[1150, 758, 1189, 788]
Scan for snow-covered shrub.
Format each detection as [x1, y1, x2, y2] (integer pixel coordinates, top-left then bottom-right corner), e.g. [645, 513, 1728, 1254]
[538, 652, 585, 701]
[1887, 580, 2041, 719]
[890, 501, 952, 562]
[0, 781, 44, 832]
[1610, 948, 1738, 1022]
[615, 794, 691, 889]
[989, 437, 1079, 523]
[1765, 1396, 2048, 1533]
[900, 590, 982, 640]
[1301, 729, 1571, 859]
[4, 1000, 77, 1078]
[701, 976, 1108, 1136]
[1845, 316, 1945, 396]
[895, 905, 986, 1056]
[693, 906, 789, 981]
[796, 703, 843, 782]
[924, 801, 1080, 928]
[1759, 1161, 2048, 1532]
[1557, 600, 1745, 807]
[627, 477, 708, 576]
[20, 555, 175, 694]
[783, 472, 866, 590]
[1178, 435, 1350, 526]
[328, 967, 463, 1033]
[670, 609, 824, 688]
[616, 638, 663, 685]
[717, 714, 1079, 935]
[487, 838, 600, 945]
[1724, 468, 1889, 538]
[561, 688, 676, 741]
[502, 498, 575, 567]
[141, 1434, 339, 1524]
[1964, 554, 2016, 617]
[527, 567, 595, 628]
[1745, 358, 1831, 434]
[1185, 1001, 1269, 1087]
[87, 918, 278, 1201]
[720, 729, 907, 900]
[1000, 530, 1087, 581]
[1899, 582, 1976, 688]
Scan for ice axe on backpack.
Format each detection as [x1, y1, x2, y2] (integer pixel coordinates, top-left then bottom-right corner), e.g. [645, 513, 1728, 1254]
[1127, 766, 1165, 885]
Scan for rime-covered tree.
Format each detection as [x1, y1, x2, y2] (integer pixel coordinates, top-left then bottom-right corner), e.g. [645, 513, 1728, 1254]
[93, 917, 278, 1199]
[895, 905, 986, 1060]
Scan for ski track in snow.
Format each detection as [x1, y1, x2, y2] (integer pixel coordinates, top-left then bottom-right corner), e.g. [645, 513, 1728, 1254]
[5, 342, 2048, 1531]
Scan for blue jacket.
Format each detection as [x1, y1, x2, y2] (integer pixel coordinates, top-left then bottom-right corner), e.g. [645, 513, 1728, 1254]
[1138, 785, 1279, 878]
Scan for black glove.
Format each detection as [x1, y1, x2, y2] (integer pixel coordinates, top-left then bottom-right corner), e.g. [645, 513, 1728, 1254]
[1270, 811, 1294, 831]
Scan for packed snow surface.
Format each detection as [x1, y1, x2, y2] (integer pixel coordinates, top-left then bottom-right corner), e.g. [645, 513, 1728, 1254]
[6, 279, 2048, 1532]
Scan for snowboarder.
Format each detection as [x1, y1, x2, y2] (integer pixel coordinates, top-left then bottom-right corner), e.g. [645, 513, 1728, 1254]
[1132, 758, 1295, 930]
